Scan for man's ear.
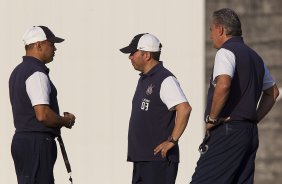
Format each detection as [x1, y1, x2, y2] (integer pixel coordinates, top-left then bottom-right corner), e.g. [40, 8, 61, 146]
[219, 25, 225, 36]
[34, 42, 42, 50]
[144, 51, 151, 61]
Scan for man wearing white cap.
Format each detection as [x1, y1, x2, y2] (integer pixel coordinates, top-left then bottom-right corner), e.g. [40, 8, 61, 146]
[120, 33, 192, 184]
[9, 26, 76, 184]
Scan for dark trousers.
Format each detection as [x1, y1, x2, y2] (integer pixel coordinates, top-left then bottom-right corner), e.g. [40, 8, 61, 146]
[190, 121, 259, 184]
[11, 132, 57, 184]
[132, 161, 179, 184]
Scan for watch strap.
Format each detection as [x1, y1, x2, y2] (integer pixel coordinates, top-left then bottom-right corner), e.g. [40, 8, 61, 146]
[205, 115, 217, 124]
[168, 136, 178, 144]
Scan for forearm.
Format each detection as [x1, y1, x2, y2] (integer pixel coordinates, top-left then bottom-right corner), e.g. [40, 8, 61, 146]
[41, 109, 69, 128]
[257, 84, 279, 122]
[171, 102, 192, 140]
[210, 85, 230, 118]
[34, 105, 71, 128]
[153, 102, 191, 157]
[209, 75, 231, 119]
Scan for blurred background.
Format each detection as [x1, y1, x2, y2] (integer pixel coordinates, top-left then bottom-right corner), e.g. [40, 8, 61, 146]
[206, 1, 282, 184]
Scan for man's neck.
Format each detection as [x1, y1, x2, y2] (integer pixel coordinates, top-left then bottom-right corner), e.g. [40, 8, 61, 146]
[222, 35, 233, 44]
[143, 60, 159, 74]
[25, 52, 45, 64]
[217, 35, 233, 49]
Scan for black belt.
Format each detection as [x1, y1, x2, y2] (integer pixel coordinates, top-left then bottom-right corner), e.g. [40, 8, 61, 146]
[57, 135, 73, 184]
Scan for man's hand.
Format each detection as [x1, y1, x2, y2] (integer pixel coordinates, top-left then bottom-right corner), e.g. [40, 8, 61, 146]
[63, 112, 76, 129]
[153, 141, 175, 158]
[205, 116, 230, 134]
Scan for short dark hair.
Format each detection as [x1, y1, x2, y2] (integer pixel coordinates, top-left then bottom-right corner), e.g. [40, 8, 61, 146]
[25, 43, 35, 51]
[212, 8, 242, 36]
[151, 42, 162, 61]
[151, 51, 161, 61]
[141, 51, 161, 61]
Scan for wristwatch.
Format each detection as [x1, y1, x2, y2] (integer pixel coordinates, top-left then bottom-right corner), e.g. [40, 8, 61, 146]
[205, 115, 217, 124]
[168, 136, 178, 145]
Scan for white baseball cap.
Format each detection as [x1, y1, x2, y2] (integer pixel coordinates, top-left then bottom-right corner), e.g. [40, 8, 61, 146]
[120, 33, 162, 53]
[22, 26, 64, 45]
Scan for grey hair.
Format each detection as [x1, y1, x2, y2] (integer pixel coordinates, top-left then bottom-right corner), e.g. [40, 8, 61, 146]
[212, 8, 242, 36]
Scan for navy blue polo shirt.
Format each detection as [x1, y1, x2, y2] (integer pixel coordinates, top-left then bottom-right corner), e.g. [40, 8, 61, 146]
[205, 36, 265, 122]
[9, 56, 60, 135]
[128, 62, 180, 163]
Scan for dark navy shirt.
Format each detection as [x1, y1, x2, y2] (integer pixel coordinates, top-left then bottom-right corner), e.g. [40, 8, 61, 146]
[127, 62, 180, 163]
[9, 56, 60, 135]
[205, 37, 265, 122]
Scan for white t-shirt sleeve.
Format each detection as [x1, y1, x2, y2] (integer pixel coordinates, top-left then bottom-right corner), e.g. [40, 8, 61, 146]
[160, 76, 188, 111]
[25, 71, 51, 106]
[213, 48, 236, 81]
[263, 64, 275, 90]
